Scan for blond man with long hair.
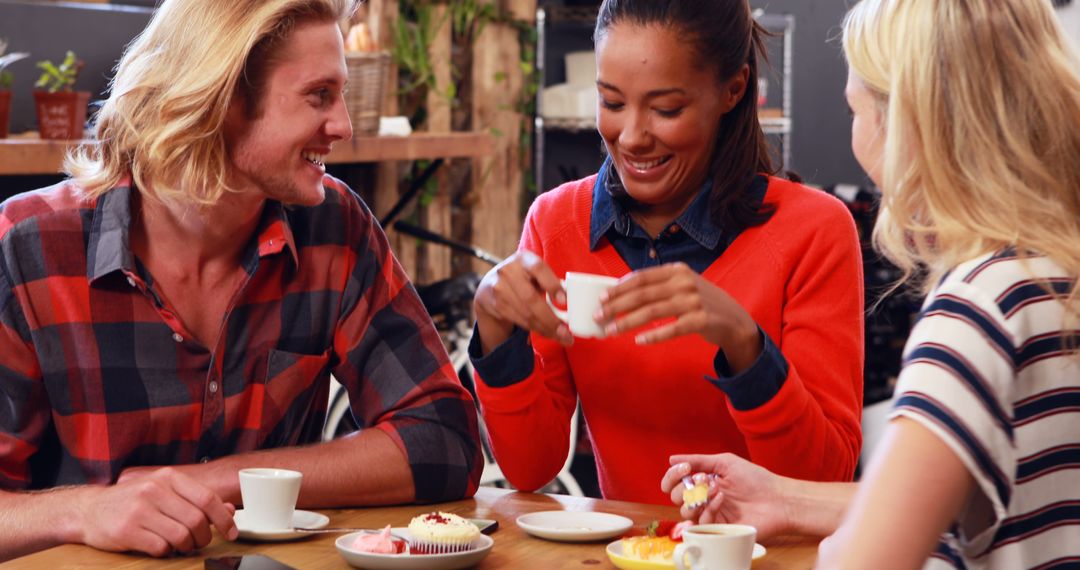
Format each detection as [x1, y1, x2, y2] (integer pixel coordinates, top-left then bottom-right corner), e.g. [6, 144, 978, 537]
[0, 0, 481, 561]
[659, 0, 1080, 567]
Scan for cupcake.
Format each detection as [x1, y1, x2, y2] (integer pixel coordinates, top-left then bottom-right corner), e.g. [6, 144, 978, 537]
[407, 511, 481, 554]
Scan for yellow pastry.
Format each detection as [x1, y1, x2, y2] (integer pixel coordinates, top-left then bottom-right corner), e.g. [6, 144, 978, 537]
[682, 479, 709, 507]
[622, 536, 678, 562]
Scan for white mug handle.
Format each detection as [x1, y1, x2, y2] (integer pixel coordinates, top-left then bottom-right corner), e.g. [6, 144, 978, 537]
[674, 543, 701, 570]
[546, 279, 569, 322]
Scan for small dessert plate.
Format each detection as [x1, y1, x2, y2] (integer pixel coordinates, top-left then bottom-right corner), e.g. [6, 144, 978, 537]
[336, 528, 494, 570]
[605, 539, 767, 570]
[233, 509, 329, 542]
[516, 510, 633, 542]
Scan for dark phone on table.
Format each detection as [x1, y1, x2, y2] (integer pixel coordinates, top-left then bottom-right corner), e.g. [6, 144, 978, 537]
[204, 555, 297, 570]
[470, 518, 499, 534]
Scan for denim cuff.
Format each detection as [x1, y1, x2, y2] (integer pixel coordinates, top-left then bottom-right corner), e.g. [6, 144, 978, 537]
[709, 328, 789, 411]
[468, 323, 535, 388]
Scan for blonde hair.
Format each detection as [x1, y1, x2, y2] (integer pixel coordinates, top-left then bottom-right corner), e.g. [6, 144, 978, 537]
[842, 0, 1080, 319]
[66, 0, 358, 205]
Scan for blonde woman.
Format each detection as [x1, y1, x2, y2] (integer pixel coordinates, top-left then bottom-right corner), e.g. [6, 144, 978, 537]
[0, 0, 481, 561]
[661, 0, 1080, 567]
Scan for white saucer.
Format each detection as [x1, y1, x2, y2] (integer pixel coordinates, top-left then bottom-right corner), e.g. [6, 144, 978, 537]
[516, 510, 634, 542]
[233, 509, 329, 541]
[336, 528, 494, 569]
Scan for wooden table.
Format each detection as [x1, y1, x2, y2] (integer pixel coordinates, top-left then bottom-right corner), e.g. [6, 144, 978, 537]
[4, 487, 819, 569]
[0, 132, 496, 175]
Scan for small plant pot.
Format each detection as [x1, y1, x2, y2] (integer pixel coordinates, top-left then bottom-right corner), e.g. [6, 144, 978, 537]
[33, 90, 90, 140]
[0, 90, 11, 139]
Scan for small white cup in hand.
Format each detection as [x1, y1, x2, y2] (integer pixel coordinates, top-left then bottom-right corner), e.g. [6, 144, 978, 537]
[238, 468, 303, 531]
[547, 272, 620, 338]
[674, 524, 757, 570]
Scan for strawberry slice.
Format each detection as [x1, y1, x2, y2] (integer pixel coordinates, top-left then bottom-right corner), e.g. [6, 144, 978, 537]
[645, 519, 677, 538]
[670, 520, 695, 541]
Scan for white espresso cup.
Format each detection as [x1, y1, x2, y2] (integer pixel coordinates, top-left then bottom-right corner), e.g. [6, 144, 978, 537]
[238, 468, 303, 531]
[674, 524, 757, 570]
[547, 271, 620, 338]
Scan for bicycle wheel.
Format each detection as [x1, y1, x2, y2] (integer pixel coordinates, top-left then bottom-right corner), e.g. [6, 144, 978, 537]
[323, 378, 359, 441]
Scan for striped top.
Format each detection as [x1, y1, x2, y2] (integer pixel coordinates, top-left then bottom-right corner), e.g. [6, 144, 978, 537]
[889, 250, 1080, 569]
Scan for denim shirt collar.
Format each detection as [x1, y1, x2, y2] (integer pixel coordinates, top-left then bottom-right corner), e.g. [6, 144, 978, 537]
[589, 157, 722, 251]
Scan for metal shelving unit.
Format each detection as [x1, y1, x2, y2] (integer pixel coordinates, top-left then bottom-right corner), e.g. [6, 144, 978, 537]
[533, 6, 795, 193]
[533, 5, 601, 194]
[757, 12, 796, 170]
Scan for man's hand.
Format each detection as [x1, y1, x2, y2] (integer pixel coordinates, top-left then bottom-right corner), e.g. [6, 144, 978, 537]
[661, 454, 792, 540]
[77, 467, 238, 557]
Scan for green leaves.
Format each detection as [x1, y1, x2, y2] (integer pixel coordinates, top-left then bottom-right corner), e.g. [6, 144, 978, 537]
[0, 40, 32, 88]
[392, 3, 437, 95]
[35, 50, 82, 93]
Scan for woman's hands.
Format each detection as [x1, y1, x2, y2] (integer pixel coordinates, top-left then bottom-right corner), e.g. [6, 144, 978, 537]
[661, 454, 793, 540]
[597, 263, 762, 372]
[474, 250, 573, 353]
[475, 259, 762, 369]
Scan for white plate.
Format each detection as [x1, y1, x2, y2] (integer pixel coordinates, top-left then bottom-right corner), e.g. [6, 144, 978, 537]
[336, 528, 494, 570]
[233, 509, 329, 541]
[516, 510, 634, 542]
[605, 539, 767, 569]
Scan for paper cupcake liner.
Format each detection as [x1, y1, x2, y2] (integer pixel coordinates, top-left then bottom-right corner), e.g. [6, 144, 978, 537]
[407, 538, 481, 555]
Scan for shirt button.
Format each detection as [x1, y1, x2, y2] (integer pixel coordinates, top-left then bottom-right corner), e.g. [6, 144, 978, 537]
[669, 225, 680, 234]
[209, 381, 219, 394]
[200, 456, 211, 463]
[127, 276, 137, 287]
[172, 332, 184, 343]
[268, 240, 274, 246]
[648, 248, 657, 259]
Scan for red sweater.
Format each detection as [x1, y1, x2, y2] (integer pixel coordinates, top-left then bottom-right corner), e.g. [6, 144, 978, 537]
[475, 175, 864, 503]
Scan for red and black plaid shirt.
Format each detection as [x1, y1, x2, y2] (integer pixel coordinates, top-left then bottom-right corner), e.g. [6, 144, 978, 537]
[0, 177, 481, 501]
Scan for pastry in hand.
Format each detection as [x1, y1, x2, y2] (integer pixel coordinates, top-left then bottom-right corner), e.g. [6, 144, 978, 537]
[682, 473, 712, 509]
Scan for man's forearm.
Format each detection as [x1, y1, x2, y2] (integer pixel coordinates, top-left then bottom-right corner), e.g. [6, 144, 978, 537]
[174, 428, 415, 508]
[0, 487, 86, 562]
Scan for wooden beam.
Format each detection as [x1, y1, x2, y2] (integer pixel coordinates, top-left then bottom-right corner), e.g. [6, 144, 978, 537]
[419, 3, 454, 284]
[365, 0, 415, 279]
[470, 7, 534, 270]
[501, 0, 537, 22]
[328, 132, 494, 163]
[0, 132, 495, 175]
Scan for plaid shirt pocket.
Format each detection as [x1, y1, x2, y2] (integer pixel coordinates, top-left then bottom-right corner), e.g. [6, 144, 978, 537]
[259, 348, 334, 448]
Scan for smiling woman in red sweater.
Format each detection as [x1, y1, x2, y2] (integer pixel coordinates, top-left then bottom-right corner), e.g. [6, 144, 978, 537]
[470, 0, 864, 504]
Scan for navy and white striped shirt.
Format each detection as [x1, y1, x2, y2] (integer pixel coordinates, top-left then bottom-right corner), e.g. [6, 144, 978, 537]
[890, 250, 1080, 569]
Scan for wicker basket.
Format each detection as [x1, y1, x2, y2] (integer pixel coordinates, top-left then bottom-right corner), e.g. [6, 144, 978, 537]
[344, 52, 390, 136]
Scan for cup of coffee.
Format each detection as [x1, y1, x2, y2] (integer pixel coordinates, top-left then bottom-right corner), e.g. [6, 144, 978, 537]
[547, 271, 620, 338]
[674, 524, 757, 570]
[238, 468, 303, 531]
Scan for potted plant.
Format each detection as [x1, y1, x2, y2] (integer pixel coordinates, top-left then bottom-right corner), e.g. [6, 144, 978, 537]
[0, 39, 29, 139]
[33, 50, 89, 140]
